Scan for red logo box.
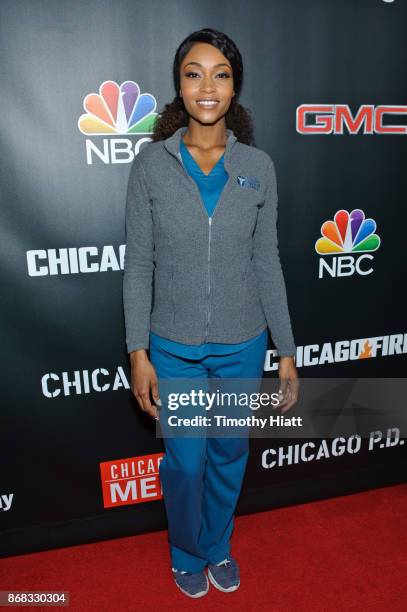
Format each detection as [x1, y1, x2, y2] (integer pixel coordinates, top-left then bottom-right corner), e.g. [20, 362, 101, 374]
[100, 452, 164, 508]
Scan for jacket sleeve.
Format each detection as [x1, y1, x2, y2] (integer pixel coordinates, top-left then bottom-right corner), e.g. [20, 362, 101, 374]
[122, 155, 154, 353]
[252, 158, 296, 357]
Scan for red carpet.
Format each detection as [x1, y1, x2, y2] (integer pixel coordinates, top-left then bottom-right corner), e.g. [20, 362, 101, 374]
[0, 484, 406, 611]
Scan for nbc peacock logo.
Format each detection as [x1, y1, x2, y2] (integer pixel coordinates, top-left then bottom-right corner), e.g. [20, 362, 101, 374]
[78, 80, 160, 165]
[315, 209, 381, 278]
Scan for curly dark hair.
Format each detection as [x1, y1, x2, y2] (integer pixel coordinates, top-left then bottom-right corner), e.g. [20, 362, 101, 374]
[151, 27, 255, 146]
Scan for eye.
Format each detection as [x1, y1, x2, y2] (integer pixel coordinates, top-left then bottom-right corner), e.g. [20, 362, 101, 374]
[184, 71, 231, 79]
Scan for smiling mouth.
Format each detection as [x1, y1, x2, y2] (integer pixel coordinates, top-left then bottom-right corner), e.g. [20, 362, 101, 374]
[196, 100, 219, 108]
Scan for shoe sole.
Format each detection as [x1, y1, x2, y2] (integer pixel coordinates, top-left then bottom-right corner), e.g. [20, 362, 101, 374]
[207, 568, 240, 592]
[174, 573, 209, 598]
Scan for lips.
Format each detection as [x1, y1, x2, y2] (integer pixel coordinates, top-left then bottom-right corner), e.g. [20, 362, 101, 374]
[196, 100, 219, 108]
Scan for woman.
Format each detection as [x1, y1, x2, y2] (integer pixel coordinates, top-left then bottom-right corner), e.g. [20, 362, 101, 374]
[123, 27, 299, 598]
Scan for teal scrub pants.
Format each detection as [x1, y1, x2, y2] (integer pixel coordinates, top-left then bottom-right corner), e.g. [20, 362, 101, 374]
[149, 330, 268, 573]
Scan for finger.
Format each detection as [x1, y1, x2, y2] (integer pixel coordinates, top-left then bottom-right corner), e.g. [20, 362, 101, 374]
[286, 379, 300, 408]
[291, 385, 300, 404]
[280, 388, 293, 411]
[134, 392, 145, 412]
[278, 379, 288, 396]
[278, 380, 290, 408]
[138, 387, 151, 413]
[281, 399, 297, 414]
[140, 391, 158, 419]
[151, 379, 161, 406]
[281, 384, 298, 413]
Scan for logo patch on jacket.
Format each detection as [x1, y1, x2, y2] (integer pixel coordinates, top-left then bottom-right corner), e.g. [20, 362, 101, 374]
[236, 175, 261, 191]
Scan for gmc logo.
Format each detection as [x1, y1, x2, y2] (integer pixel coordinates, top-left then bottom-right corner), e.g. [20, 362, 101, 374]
[296, 104, 407, 134]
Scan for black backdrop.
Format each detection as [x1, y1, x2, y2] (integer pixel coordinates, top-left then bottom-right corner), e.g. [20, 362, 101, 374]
[1, 0, 405, 558]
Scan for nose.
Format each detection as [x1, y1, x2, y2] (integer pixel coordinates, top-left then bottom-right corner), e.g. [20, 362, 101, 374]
[199, 74, 216, 93]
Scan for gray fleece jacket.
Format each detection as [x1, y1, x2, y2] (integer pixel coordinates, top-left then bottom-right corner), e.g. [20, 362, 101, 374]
[123, 125, 296, 357]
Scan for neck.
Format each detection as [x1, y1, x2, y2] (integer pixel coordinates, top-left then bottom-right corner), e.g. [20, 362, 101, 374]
[182, 120, 228, 151]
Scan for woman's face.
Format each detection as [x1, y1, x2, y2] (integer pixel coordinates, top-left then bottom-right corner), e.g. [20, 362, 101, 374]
[179, 42, 235, 126]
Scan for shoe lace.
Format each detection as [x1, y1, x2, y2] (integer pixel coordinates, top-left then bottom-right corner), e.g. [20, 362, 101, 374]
[216, 558, 231, 567]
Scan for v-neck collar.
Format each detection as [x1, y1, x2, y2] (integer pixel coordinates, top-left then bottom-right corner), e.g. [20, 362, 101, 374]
[164, 125, 237, 174]
[180, 139, 225, 178]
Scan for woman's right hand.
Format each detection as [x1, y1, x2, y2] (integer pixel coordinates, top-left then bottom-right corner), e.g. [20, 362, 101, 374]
[129, 350, 161, 419]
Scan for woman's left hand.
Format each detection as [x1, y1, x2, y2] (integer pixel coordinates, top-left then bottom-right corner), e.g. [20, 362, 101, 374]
[277, 356, 299, 413]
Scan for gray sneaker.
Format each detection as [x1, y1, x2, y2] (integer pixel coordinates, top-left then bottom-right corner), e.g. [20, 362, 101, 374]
[172, 567, 209, 598]
[207, 557, 240, 592]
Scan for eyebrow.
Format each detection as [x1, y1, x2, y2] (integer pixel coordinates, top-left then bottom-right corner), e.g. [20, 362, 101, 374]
[183, 61, 231, 69]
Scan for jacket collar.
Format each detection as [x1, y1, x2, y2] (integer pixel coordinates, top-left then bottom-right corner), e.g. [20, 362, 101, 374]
[163, 125, 237, 172]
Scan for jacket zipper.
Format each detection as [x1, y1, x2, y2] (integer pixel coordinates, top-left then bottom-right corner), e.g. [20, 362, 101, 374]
[206, 216, 212, 340]
[175, 151, 234, 342]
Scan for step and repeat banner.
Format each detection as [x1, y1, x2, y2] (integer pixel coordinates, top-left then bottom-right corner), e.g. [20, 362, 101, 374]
[1, 0, 406, 557]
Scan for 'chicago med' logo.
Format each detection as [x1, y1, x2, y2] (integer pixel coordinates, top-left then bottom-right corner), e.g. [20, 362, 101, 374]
[78, 80, 159, 165]
[315, 209, 381, 279]
[237, 175, 261, 190]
